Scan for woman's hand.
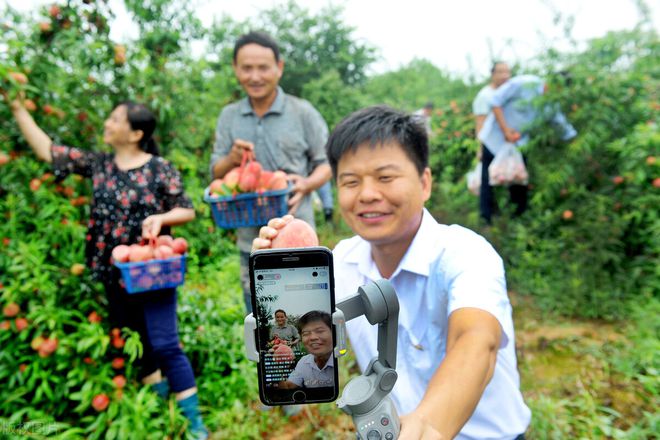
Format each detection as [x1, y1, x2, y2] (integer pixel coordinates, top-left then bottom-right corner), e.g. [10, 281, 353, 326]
[252, 214, 294, 251]
[142, 214, 164, 240]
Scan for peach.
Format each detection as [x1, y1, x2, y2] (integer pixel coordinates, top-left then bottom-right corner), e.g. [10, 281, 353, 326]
[273, 344, 295, 363]
[171, 237, 188, 254]
[128, 245, 152, 262]
[268, 170, 288, 190]
[256, 170, 274, 192]
[154, 245, 174, 260]
[3, 302, 20, 318]
[238, 162, 262, 192]
[111, 245, 131, 263]
[156, 235, 173, 247]
[224, 168, 241, 191]
[271, 218, 319, 248]
[210, 178, 229, 196]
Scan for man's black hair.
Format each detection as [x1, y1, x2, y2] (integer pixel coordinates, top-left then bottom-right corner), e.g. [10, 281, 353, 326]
[274, 309, 287, 317]
[233, 31, 280, 62]
[298, 310, 331, 332]
[325, 105, 429, 178]
[490, 61, 506, 75]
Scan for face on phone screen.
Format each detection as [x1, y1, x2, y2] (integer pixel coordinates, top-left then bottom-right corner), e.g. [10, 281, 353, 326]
[251, 249, 338, 405]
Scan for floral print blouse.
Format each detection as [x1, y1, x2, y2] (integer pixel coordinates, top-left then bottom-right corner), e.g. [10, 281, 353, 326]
[52, 145, 194, 283]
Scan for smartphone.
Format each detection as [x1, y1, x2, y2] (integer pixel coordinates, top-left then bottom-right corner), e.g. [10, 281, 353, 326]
[249, 246, 338, 406]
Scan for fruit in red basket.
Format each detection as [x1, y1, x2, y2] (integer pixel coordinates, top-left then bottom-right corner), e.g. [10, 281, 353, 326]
[171, 237, 188, 254]
[271, 218, 319, 248]
[269, 170, 288, 190]
[15, 317, 28, 331]
[111, 245, 131, 263]
[92, 393, 110, 412]
[88, 311, 101, 323]
[273, 344, 295, 363]
[3, 302, 20, 317]
[70, 263, 85, 276]
[154, 245, 174, 260]
[156, 235, 173, 247]
[38, 338, 58, 357]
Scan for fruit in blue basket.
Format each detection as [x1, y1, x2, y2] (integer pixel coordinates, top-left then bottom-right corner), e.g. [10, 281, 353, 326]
[171, 238, 188, 254]
[210, 178, 231, 196]
[154, 245, 175, 260]
[269, 170, 288, 190]
[271, 218, 319, 248]
[111, 245, 131, 263]
[156, 235, 173, 247]
[129, 244, 152, 262]
[224, 168, 241, 191]
[238, 161, 262, 192]
[256, 171, 274, 192]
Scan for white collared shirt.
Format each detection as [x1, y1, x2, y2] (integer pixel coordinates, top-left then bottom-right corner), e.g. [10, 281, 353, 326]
[288, 353, 335, 388]
[333, 209, 531, 440]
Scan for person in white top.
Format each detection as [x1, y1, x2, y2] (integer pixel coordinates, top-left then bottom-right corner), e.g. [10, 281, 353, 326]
[472, 62, 511, 224]
[254, 106, 531, 439]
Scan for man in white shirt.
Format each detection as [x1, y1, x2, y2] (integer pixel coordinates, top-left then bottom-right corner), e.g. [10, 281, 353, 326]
[255, 106, 531, 439]
[472, 62, 511, 224]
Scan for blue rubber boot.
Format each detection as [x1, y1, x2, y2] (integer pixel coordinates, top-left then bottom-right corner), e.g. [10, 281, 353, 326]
[151, 380, 170, 399]
[177, 393, 209, 440]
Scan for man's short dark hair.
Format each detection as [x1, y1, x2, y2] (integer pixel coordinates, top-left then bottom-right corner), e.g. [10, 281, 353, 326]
[233, 31, 280, 62]
[325, 105, 429, 178]
[298, 310, 331, 332]
[491, 61, 506, 75]
[424, 101, 434, 110]
[274, 309, 287, 317]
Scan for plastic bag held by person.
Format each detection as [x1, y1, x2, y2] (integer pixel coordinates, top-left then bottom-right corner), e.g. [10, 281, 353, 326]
[466, 162, 482, 196]
[488, 143, 529, 186]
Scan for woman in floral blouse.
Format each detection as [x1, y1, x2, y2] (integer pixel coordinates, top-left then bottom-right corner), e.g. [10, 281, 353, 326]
[9, 98, 208, 439]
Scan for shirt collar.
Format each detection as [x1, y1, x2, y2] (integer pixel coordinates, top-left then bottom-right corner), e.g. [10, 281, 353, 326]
[239, 86, 285, 116]
[343, 208, 438, 279]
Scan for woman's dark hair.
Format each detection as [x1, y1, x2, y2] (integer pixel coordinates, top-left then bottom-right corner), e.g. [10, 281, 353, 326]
[118, 101, 160, 156]
[325, 105, 428, 178]
[298, 310, 332, 332]
[233, 31, 280, 62]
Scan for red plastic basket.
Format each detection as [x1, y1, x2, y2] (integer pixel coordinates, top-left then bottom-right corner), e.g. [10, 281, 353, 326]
[203, 186, 290, 229]
[115, 255, 187, 294]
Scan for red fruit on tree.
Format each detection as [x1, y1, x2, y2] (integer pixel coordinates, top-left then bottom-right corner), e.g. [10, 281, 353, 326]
[92, 393, 110, 412]
[38, 338, 58, 357]
[88, 311, 102, 323]
[8, 71, 28, 84]
[43, 104, 54, 115]
[30, 179, 42, 191]
[0, 321, 9, 331]
[31, 336, 45, 351]
[562, 210, 574, 220]
[612, 176, 624, 185]
[111, 357, 125, 369]
[653, 177, 660, 188]
[271, 218, 319, 248]
[0, 152, 9, 166]
[112, 336, 125, 349]
[15, 318, 28, 332]
[48, 4, 61, 18]
[24, 99, 37, 112]
[38, 22, 52, 33]
[112, 375, 127, 389]
[71, 263, 85, 276]
[646, 156, 656, 165]
[3, 302, 20, 317]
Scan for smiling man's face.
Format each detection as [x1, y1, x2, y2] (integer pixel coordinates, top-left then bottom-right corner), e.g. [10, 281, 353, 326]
[336, 141, 431, 250]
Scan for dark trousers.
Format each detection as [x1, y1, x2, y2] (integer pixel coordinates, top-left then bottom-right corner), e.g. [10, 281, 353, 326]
[480, 145, 528, 223]
[106, 275, 196, 392]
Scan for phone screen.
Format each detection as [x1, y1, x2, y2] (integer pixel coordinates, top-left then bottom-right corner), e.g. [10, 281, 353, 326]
[250, 247, 338, 405]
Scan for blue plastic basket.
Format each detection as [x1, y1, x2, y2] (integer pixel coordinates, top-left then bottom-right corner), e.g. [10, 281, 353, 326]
[115, 255, 187, 294]
[203, 186, 290, 229]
